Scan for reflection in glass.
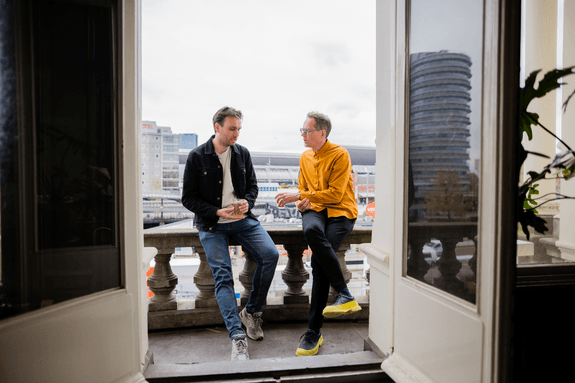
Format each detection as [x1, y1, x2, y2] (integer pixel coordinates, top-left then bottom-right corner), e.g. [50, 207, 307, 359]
[0, 179, 2, 286]
[0, 0, 19, 319]
[0, 0, 121, 320]
[406, 0, 482, 304]
[36, 2, 116, 250]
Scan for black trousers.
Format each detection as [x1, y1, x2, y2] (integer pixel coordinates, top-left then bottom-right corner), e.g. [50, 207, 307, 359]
[302, 209, 355, 331]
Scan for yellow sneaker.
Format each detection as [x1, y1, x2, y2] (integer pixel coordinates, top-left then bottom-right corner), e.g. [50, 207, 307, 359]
[322, 292, 362, 318]
[296, 329, 323, 356]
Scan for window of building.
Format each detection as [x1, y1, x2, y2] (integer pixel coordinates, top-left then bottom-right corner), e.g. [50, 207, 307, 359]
[163, 180, 180, 188]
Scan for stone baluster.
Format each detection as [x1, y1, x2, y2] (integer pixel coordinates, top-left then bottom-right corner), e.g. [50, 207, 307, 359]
[406, 232, 430, 281]
[282, 243, 310, 304]
[193, 247, 218, 308]
[147, 252, 178, 311]
[435, 235, 465, 297]
[238, 248, 256, 306]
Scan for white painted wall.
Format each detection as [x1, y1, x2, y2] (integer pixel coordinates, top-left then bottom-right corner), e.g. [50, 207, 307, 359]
[558, 1, 575, 261]
[522, 0, 559, 202]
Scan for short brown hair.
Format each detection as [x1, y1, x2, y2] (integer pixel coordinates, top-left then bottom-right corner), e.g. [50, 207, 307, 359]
[307, 112, 331, 138]
[213, 106, 243, 129]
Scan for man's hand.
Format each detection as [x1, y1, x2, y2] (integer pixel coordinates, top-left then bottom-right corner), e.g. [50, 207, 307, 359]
[275, 192, 301, 207]
[296, 198, 311, 212]
[233, 199, 249, 215]
[217, 199, 248, 219]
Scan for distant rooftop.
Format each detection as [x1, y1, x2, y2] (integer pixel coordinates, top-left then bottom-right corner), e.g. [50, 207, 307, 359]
[251, 146, 376, 167]
[179, 145, 376, 166]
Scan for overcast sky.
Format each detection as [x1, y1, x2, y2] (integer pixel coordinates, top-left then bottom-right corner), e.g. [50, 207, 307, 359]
[142, 0, 376, 153]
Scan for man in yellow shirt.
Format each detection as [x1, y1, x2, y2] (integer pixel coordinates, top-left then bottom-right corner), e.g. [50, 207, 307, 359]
[276, 112, 361, 357]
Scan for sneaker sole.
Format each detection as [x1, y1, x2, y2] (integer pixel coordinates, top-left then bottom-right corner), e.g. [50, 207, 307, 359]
[322, 301, 362, 318]
[231, 353, 250, 361]
[296, 335, 323, 356]
[240, 310, 264, 341]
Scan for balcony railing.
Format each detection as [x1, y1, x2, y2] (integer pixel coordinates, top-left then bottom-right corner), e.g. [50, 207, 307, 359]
[143, 226, 373, 330]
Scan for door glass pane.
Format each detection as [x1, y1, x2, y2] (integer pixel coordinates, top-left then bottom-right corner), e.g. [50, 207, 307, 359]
[406, 0, 483, 304]
[0, 0, 121, 320]
[0, 0, 20, 319]
[36, 1, 116, 249]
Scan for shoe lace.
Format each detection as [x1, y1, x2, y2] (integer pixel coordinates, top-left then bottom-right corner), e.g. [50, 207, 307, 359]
[328, 293, 342, 306]
[253, 313, 263, 328]
[300, 329, 318, 342]
[234, 338, 248, 354]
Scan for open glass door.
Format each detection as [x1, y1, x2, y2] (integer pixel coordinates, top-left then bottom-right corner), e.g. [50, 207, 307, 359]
[402, 2, 484, 380]
[379, 0, 519, 382]
[406, 0, 482, 304]
[0, 1, 146, 382]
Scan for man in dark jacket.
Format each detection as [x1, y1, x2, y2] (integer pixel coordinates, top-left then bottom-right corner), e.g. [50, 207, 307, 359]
[182, 106, 279, 361]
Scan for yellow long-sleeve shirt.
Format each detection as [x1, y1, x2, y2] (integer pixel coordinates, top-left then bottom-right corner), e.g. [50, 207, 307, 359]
[298, 140, 358, 220]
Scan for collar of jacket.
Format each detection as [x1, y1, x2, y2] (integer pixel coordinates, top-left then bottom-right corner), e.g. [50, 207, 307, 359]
[204, 135, 241, 156]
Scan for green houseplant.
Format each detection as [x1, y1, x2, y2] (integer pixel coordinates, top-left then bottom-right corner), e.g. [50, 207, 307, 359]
[518, 66, 575, 239]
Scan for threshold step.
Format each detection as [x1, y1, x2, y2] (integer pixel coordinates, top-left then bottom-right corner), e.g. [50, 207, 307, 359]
[144, 350, 391, 382]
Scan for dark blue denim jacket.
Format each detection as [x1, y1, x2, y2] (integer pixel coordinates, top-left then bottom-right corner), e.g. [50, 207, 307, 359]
[182, 136, 258, 232]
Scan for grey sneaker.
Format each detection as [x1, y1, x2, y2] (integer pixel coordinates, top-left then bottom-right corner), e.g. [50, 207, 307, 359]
[240, 307, 264, 341]
[231, 333, 249, 361]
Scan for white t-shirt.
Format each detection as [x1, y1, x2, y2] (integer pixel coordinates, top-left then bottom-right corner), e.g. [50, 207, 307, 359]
[217, 147, 244, 223]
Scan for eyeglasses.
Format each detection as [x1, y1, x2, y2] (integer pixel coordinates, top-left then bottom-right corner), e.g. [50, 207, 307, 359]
[300, 128, 322, 135]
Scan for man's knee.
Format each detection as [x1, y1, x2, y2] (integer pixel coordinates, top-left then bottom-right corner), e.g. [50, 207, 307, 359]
[303, 222, 325, 243]
[259, 246, 279, 265]
[269, 248, 279, 263]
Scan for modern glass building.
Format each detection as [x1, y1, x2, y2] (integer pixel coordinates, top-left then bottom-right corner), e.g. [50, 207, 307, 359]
[408, 51, 473, 221]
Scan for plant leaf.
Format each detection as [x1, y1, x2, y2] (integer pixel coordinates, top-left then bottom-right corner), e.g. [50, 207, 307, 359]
[564, 166, 575, 180]
[521, 67, 575, 107]
[527, 171, 539, 180]
[520, 67, 574, 140]
[534, 67, 574, 98]
[519, 111, 538, 140]
[519, 69, 542, 110]
[518, 208, 548, 239]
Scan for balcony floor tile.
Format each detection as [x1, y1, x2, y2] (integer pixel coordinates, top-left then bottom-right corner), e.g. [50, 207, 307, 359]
[148, 320, 369, 364]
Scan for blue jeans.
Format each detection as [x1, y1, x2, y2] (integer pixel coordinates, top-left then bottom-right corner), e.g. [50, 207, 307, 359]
[302, 209, 355, 332]
[199, 217, 279, 339]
